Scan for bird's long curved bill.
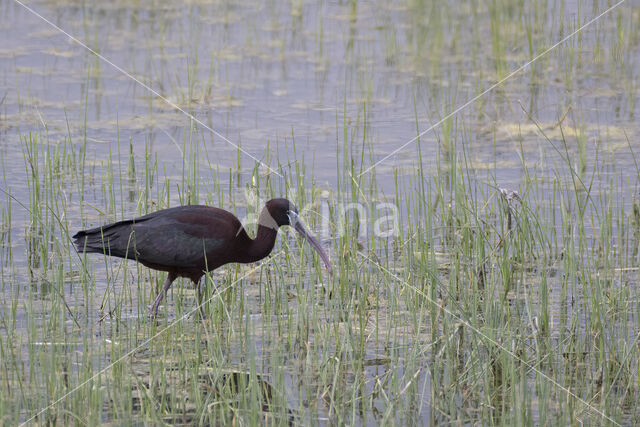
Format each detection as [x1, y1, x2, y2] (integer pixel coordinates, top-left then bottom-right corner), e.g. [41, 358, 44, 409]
[292, 217, 333, 275]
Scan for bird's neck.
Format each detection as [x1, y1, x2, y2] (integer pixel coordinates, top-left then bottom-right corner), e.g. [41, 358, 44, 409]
[245, 224, 279, 262]
[243, 207, 279, 263]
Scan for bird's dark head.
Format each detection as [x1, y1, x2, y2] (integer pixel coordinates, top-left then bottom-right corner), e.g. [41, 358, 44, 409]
[261, 198, 332, 275]
[264, 198, 298, 227]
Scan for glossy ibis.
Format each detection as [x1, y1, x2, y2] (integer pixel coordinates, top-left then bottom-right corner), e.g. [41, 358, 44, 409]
[73, 198, 332, 318]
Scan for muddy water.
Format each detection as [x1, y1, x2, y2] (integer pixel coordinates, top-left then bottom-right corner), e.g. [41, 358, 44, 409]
[2, 1, 635, 192]
[1, 0, 639, 424]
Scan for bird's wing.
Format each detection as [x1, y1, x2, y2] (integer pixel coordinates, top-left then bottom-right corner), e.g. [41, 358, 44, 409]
[129, 212, 230, 269]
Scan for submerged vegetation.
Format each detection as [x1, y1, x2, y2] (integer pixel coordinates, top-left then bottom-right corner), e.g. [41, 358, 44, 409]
[1, 0, 639, 425]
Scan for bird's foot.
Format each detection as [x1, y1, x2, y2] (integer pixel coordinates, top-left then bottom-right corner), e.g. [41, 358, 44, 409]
[147, 304, 159, 320]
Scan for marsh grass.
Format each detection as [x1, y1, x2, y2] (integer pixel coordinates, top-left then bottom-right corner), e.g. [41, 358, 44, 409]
[4, 114, 640, 425]
[1, 0, 640, 425]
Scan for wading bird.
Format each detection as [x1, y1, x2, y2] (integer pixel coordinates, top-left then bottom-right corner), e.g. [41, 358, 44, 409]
[73, 198, 332, 318]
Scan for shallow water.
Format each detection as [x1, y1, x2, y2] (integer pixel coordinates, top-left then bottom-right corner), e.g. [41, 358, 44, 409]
[1, 0, 640, 424]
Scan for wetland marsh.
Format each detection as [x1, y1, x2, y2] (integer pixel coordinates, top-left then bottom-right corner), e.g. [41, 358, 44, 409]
[1, 0, 640, 424]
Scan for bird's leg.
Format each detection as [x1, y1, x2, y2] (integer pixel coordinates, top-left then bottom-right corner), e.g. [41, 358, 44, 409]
[195, 279, 205, 319]
[149, 273, 176, 318]
[196, 276, 219, 319]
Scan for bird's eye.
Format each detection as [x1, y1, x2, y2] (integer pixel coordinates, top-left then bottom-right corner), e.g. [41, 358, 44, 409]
[286, 210, 299, 225]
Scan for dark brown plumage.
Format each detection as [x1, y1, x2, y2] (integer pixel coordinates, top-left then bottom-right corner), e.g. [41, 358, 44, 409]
[73, 198, 332, 318]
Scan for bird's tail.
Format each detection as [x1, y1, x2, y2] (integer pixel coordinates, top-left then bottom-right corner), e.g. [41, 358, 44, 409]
[72, 220, 136, 257]
[72, 230, 106, 254]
